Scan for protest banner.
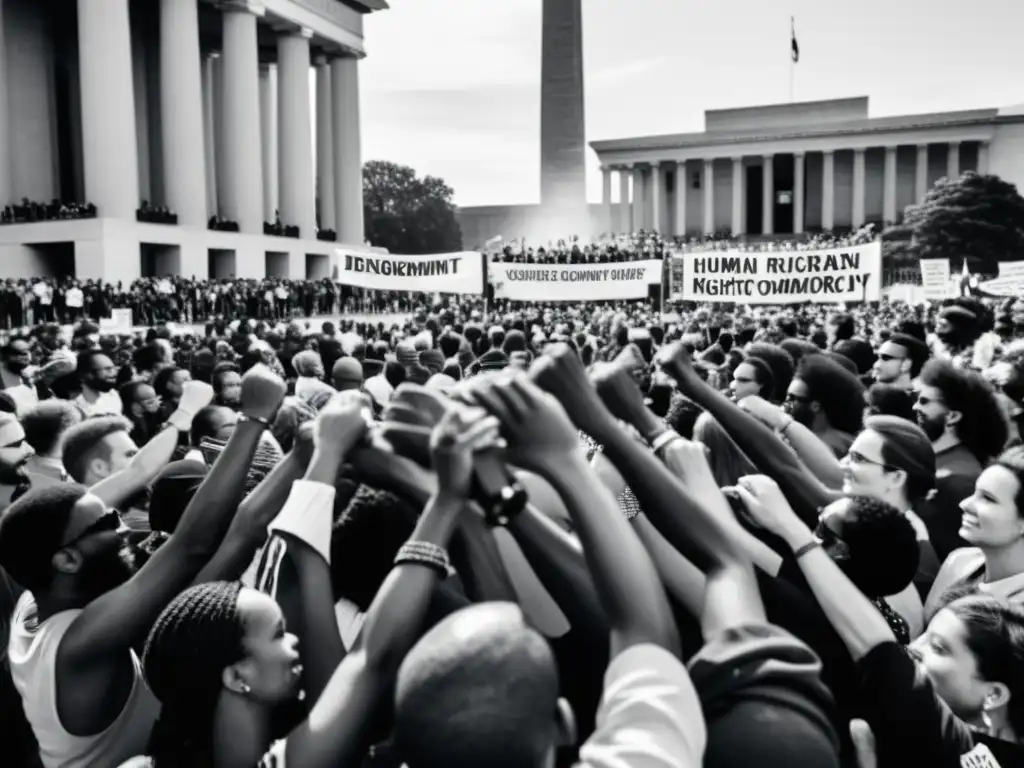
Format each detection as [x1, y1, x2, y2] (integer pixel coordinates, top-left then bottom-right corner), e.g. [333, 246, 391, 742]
[979, 261, 1024, 297]
[335, 250, 486, 294]
[489, 260, 663, 301]
[919, 259, 954, 301]
[678, 241, 882, 304]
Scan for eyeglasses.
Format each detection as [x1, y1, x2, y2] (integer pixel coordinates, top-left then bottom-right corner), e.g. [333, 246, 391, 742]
[877, 353, 905, 363]
[814, 520, 851, 559]
[846, 450, 895, 471]
[58, 510, 122, 552]
[785, 393, 813, 405]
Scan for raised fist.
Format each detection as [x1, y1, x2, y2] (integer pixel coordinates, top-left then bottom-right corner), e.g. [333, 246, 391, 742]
[240, 363, 287, 423]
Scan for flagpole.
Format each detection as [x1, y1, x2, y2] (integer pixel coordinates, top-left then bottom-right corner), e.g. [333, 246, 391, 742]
[789, 16, 796, 103]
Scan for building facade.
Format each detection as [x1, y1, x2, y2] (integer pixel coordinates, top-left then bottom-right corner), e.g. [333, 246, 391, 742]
[0, 0, 385, 282]
[591, 97, 1024, 238]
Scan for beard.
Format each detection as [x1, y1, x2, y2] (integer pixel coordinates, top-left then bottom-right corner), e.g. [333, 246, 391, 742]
[78, 544, 137, 599]
[917, 411, 946, 442]
[6, 360, 27, 374]
[790, 403, 815, 428]
[0, 459, 27, 485]
[90, 378, 116, 393]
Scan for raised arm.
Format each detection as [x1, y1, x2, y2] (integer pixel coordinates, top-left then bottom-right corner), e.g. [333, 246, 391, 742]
[61, 365, 286, 661]
[90, 380, 213, 507]
[735, 475, 894, 661]
[473, 372, 680, 659]
[282, 405, 500, 768]
[658, 343, 834, 526]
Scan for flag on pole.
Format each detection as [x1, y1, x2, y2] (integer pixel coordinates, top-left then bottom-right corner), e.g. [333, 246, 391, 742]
[791, 17, 799, 63]
[962, 259, 970, 279]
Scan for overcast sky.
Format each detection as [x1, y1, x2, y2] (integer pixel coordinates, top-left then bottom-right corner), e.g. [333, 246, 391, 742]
[356, 0, 1024, 208]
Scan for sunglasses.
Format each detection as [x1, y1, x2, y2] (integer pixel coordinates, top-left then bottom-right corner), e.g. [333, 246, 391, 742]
[877, 353, 904, 363]
[58, 510, 123, 552]
[785, 393, 813, 405]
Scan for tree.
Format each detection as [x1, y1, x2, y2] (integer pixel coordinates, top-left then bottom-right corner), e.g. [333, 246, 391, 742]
[363, 160, 462, 254]
[896, 172, 1024, 273]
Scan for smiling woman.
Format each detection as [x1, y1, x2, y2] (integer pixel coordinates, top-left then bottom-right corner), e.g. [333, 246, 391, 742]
[924, 447, 1024, 622]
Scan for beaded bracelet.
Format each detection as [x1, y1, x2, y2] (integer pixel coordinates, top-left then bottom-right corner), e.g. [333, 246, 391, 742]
[394, 541, 451, 577]
[793, 539, 821, 560]
[650, 429, 682, 456]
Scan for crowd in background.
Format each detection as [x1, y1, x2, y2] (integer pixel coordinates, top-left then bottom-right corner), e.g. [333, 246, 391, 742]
[0, 228, 1023, 767]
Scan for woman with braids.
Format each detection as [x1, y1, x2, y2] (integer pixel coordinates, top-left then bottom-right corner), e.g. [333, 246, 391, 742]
[118, 398, 503, 768]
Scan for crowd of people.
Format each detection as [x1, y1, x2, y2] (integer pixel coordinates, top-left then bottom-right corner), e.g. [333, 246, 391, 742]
[0, 245, 1023, 768]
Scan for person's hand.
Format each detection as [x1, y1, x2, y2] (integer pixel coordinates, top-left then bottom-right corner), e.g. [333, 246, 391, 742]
[391, 384, 448, 426]
[430, 404, 504, 501]
[662, 438, 715, 486]
[849, 720, 877, 768]
[240, 363, 286, 422]
[177, 379, 214, 416]
[529, 343, 616, 439]
[380, 422, 432, 466]
[470, 373, 580, 479]
[732, 475, 803, 540]
[591, 360, 659, 437]
[655, 342, 699, 392]
[315, 390, 371, 456]
[291, 420, 316, 467]
[350, 444, 436, 505]
[737, 395, 787, 431]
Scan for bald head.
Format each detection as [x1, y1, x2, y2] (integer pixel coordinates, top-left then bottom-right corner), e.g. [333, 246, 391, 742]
[395, 602, 561, 768]
[331, 357, 364, 391]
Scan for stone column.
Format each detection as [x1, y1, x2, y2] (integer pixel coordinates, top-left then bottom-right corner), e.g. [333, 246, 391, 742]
[600, 166, 612, 234]
[947, 141, 960, 180]
[277, 27, 316, 239]
[0, 0, 11, 208]
[978, 142, 990, 174]
[201, 53, 219, 218]
[730, 157, 743, 236]
[651, 162, 662, 232]
[822, 150, 835, 231]
[915, 144, 928, 202]
[883, 146, 897, 223]
[315, 56, 335, 232]
[852, 148, 866, 227]
[762, 154, 774, 235]
[78, 0, 140, 219]
[221, 1, 265, 234]
[160, 0, 208, 227]
[619, 165, 632, 233]
[793, 152, 805, 234]
[631, 166, 644, 230]
[703, 159, 714, 235]
[259, 65, 278, 223]
[675, 161, 687, 236]
[331, 55, 364, 246]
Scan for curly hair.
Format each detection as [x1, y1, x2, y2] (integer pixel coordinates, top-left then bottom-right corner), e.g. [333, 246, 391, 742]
[143, 581, 245, 768]
[919, 359, 1009, 464]
[838, 495, 919, 599]
[795, 354, 865, 436]
[745, 342, 795, 404]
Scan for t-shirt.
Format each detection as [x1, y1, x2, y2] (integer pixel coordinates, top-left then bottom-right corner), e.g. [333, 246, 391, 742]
[119, 738, 286, 768]
[857, 642, 1024, 767]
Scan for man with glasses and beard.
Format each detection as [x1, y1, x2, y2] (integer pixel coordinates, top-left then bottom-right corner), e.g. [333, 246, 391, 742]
[0, 364, 285, 768]
[73, 350, 122, 417]
[0, 340, 39, 415]
[915, 358, 1010, 560]
[0, 412, 35, 507]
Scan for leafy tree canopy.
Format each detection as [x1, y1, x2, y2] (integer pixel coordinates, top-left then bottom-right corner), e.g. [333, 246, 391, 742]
[890, 172, 1024, 273]
[363, 160, 462, 254]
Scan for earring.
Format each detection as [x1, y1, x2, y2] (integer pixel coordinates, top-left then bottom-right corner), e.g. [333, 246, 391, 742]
[240, 683, 251, 695]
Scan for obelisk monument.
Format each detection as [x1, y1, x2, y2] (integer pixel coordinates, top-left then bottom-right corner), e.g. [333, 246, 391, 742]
[539, 0, 589, 238]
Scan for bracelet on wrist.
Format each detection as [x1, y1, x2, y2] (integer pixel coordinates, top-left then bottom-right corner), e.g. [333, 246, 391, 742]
[650, 429, 681, 455]
[394, 541, 451, 577]
[793, 539, 821, 560]
[239, 413, 271, 428]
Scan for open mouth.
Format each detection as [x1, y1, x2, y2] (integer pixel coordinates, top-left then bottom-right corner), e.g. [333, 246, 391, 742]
[960, 513, 979, 530]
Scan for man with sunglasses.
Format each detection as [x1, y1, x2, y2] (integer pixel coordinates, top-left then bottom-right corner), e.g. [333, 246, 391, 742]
[871, 333, 928, 391]
[0, 364, 285, 768]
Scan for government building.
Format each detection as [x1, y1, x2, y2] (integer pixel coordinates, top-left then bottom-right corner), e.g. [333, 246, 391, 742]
[457, 96, 1024, 247]
[591, 97, 1024, 238]
[0, 0, 385, 282]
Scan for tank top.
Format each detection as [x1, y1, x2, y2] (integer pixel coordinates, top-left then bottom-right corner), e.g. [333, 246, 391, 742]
[8, 591, 162, 768]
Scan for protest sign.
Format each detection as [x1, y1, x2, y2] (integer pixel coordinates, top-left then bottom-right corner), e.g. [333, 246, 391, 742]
[919, 259, 954, 301]
[335, 250, 486, 294]
[489, 260, 663, 301]
[979, 261, 1024, 297]
[678, 241, 882, 304]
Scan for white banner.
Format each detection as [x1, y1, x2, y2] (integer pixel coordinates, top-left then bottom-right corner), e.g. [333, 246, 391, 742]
[335, 250, 485, 294]
[678, 241, 882, 304]
[489, 260, 662, 301]
[919, 259, 954, 301]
